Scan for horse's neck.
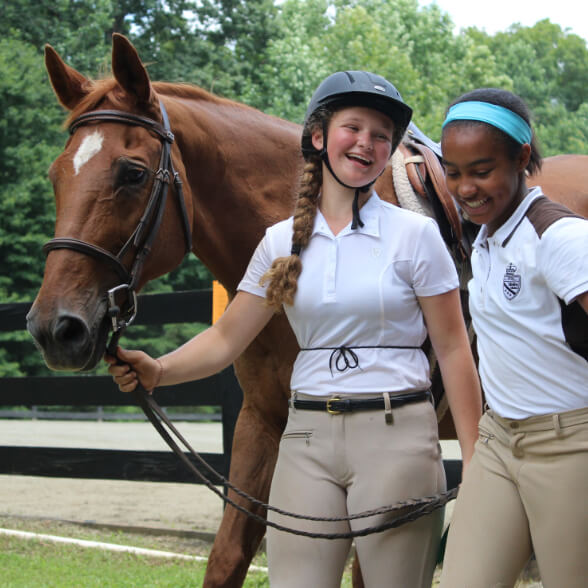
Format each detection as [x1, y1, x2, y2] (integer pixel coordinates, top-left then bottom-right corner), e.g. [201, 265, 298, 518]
[168, 96, 301, 290]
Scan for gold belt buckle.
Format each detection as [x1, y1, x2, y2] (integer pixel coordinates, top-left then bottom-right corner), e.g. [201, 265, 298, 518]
[326, 396, 342, 415]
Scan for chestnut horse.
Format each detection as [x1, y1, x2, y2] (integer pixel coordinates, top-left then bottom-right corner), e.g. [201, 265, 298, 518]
[27, 34, 588, 587]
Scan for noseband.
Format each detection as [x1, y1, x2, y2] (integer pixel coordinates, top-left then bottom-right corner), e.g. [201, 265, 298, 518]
[43, 102, 192, 345]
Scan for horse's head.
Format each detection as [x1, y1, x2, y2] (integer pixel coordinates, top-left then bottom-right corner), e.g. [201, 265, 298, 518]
[27, 34, 193, 371]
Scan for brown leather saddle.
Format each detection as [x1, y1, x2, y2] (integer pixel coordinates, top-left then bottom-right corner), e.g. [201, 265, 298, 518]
[387, 122, 477, 260]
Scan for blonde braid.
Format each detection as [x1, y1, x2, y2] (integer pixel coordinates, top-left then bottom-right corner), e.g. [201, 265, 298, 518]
[261, 155, 322, 311]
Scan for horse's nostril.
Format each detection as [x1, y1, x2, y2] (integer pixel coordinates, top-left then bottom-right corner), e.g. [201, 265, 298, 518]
[53, 315, 89, 346]
[26, 309, 101, 371]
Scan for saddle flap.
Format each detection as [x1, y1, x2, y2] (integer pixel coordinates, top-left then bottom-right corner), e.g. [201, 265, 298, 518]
[401, 138, 463, 245]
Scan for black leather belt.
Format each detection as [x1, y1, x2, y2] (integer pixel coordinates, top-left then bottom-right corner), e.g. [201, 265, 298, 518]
[292, 390, 431, 414]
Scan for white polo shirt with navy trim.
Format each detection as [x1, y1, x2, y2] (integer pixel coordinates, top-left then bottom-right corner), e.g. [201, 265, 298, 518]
[469, 187, 588, 419]
[238, 192, 459, 396]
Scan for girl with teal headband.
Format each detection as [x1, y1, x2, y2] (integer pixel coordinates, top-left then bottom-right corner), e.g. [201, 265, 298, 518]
[439, 88, 588, 587]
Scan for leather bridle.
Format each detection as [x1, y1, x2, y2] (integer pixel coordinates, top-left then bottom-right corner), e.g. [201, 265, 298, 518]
[43, 102, 192, 345]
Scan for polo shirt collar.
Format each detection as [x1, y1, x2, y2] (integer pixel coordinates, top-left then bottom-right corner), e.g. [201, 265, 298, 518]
[472, 186, 543, 249]
[313, 192, 382, 238]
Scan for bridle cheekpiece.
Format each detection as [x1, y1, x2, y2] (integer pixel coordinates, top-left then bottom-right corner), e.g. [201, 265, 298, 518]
[43, 101, 192, 352]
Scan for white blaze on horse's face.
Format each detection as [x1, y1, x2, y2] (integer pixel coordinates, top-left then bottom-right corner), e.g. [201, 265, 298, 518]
[73, 131, 104, 175]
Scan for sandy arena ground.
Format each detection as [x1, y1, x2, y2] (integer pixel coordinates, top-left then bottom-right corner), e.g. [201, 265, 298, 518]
[0, 420, 225, 536]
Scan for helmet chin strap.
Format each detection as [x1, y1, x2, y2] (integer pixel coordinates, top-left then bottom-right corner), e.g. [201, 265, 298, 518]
[320, 151, 368, 229]
[319, 120, 383, 230]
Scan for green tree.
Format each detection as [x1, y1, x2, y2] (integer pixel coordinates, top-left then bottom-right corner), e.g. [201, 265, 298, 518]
[0, 38, 63, 301]
[245, 0, 511, 136]
[0, 37, 65, 376]
[534, 102, 588, 155]
[467, 19, 588, 154]
[1, 0, 114, 72]
[240, 0, 332, 121]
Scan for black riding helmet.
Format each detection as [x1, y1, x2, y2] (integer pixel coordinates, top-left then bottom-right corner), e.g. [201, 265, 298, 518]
[301, 71, 412, 229]
[301, 70, 413, 160]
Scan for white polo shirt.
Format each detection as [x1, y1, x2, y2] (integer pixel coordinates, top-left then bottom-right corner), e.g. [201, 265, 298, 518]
[469, 187, 588, 419]
[238, 193, 459, 396]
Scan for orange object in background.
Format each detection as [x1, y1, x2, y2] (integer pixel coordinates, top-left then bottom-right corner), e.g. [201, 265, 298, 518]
[212, 280, 229, 324]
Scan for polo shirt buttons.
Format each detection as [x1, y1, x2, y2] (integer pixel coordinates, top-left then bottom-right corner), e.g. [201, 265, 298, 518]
[325, 239, 338, 300]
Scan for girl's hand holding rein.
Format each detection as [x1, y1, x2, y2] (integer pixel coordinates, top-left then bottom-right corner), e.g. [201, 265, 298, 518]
[104, 291, 274, 395]
[104, 347, 162, 394]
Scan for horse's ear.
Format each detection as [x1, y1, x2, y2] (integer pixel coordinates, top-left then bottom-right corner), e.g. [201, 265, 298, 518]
[111, 33, 155, 107]
[44, 44, 91, 110]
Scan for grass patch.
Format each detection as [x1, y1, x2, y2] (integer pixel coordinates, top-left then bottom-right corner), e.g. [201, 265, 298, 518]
[0, 517, 541, 587]
[0, 536, 211, 587]
[0, 516, 269, 587]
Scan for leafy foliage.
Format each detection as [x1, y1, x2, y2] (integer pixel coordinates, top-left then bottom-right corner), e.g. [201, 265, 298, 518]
[465, 19, 588, 154]
[0, 38, 63, 302]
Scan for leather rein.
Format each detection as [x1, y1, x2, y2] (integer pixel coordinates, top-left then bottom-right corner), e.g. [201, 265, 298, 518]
[43, 103, 457, 539]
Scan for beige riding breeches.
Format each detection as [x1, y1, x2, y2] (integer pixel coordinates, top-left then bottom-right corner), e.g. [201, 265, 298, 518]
[266, 395, 445, 588]
[440, 407, 588, 588]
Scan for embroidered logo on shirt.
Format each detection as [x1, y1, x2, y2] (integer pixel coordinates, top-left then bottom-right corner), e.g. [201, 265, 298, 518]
[503, 263, 521, 300]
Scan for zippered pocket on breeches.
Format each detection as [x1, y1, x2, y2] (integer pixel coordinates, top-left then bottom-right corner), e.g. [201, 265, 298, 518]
[478, 425, 495, 445]
[281, 430, 313, 446]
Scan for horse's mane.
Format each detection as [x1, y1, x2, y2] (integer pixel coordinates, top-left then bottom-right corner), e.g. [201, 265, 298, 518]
[65, 76, 246, 128]
[152, 81, 230, 104]
[153, 81, 288, 123]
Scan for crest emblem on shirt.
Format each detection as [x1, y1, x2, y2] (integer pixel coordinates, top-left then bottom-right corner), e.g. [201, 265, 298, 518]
[503, 263, 521, 300]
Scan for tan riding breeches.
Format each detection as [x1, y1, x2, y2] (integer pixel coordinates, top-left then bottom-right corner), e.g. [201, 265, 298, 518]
[440, 407, 588, 588]
[266, 395, 445, 588]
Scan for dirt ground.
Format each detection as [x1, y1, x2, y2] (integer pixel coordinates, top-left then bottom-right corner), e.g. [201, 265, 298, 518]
[0, 420, 225, 537]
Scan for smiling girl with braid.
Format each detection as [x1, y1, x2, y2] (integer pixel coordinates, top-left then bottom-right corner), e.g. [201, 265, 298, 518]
[107, 71, 481, 587]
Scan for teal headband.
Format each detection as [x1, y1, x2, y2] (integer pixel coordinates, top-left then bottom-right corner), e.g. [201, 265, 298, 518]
[442, 101, 532, 145]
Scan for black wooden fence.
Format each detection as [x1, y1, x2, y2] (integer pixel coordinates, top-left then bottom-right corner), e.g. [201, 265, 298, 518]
[0, 289, 462, 490]
[0, 289, 242, 486]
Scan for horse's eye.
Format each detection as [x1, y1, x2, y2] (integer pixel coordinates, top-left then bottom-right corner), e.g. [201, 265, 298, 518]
[124, 167, 147, 185]
[114, 158, 150, 189]
[113, 161, 150, 196]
